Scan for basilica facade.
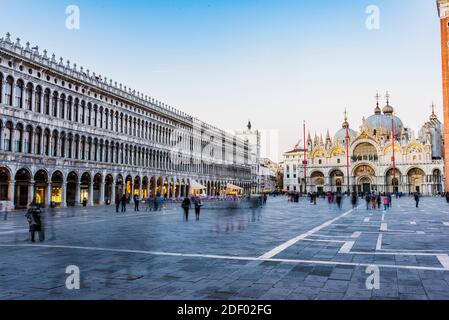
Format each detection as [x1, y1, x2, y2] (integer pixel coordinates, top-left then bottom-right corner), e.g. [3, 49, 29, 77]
[283, 97, 445, 196]
[0, 33, 252, 210]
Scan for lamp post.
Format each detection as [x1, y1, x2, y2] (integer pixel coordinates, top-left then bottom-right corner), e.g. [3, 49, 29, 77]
[303, 121, 308, 195]
[344, 110, 351, 194]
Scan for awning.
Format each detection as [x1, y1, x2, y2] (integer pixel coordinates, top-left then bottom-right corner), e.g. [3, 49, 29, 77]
[226, 183, 243, 191]
[190, 180, 207, 190]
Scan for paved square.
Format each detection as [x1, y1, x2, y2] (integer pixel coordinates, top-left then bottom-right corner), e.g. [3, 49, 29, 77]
[1, 196, 449, 300]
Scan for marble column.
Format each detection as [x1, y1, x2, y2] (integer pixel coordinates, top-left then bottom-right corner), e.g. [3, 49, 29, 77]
[46, 182, 51, 208]
[8, 182, 15, 210]
[99, 181, 105, 205]
[88, 182, 94, 206]
[28, 181, 35, 206]
[61, 181, 66, 208]
[75, 182, 80, 206]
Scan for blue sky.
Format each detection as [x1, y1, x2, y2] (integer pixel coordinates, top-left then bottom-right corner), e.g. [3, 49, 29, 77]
[0, 0, 442, 161]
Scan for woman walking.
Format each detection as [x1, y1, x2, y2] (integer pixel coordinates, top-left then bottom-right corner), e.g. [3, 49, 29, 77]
[26, 203, 44, 242]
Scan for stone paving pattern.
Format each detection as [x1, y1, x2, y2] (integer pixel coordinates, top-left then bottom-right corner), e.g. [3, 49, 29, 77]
[1, 196, 449, 300]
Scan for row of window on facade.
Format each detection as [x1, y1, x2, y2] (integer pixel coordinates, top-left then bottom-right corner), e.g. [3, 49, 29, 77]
[0, 121, 251, 178]
[0, 74, 185, 145]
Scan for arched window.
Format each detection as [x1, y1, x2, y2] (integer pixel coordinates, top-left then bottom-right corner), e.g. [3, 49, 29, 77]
[67, 96, 73, 121]
[52, 92, 59, 117]
[34, 127, 42, 155]
[5, 76, 14, 106]
[81, 101, 86, 124]
[35, 86, 42, 113]
[74, 98, 79, 123]
[14, 123, 24, 153]
[43, 129, 50, 156]
[25, 83, 33, 111]
[59, 94, 66, 119]
[4, 122, 13, 152]
[87, 103, 92, 126]
[353, 143, 378, 162]
[52, 131, 59, 157]
[24, 126, 33, 154]
[60, 133, 66, 158]
[15, 80, 24, 108]
[44, 89, 51, 115]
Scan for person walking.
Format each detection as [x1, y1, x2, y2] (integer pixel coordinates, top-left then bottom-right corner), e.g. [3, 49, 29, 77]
[134, 194, 140, 212]
[383, 195, 389, 211]
[158, 195, 165, 211]
[26, 203, 44, 242]
[194, 197, 203, 221]
[336, 193, 342, 210]
[182, 197, 191, 221]
[120, 194, 127, 213]
[154, 194, 159, 212]
[387, 193, 392, 208]
[115, 194, 121, 213]
[365, 194, 371, 210]
[376, 194, 382, 211]
[414, 193, 420, 208]
[263, 194, 267, 206]
[146, 196, 154, 212]
[351, 192, 358, 210]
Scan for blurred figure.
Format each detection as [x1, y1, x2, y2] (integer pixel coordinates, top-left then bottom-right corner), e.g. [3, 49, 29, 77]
[194, 196, 203, 221]
[365, 194, 371, 210]
[383, 195, 389, 211]
[414, 193, 420, 208]
[351, 192, 358, 209]
[336, 193, 342, 210]
[120, 194, 127, 213]
[26, 202, 44, 242]
[115, 194, 120, 213]
[182, 197, 191, 221]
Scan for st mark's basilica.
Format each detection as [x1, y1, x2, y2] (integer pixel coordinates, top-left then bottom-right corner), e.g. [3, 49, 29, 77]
[283, 95, 445, 196]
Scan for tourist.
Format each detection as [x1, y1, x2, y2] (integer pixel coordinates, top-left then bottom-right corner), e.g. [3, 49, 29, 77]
[82, 197, 88, 207]
[446, 192, 449, 204]
[376, 194, 382, 210]
[154, 194, 159, 211]
[365, 194, 371, 210]
[158, 195, 165, 211]
[351, 192, 358, 209]
[414, 193, 420, 208]
[383, 195, 389, 211]
[371, 194, 377, 210]
[26, 202, 44, 242]
[146, 196, 154, 212]
[194, 196, 203, 221]
[115, 194, 121, 213]
[134, 194, 140, 212]
[263, 194, 267, 206]
[336, 193, 342, 210]
[182, 197, 191, 221]
[120, 194, 127, 213]
[387, 193, 392, 208]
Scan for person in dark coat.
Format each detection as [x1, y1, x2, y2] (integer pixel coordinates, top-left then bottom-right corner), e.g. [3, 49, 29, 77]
[194, 197, 203, 221]
[120, 194, 127, 213]
[365, 194, 371, 210]
[115, 194, 121, 213]
[336, 193, 342, 210]
[414, 193, 420, 208]
[351, 192, 358, 209]
[26, 203, 43, 242]
[182, 197, 191, 221]
[134, 194, 140, 212]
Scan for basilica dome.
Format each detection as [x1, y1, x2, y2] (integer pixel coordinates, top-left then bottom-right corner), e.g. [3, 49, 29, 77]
[334, 127, 357, 142]
[365, 104, 403, 136]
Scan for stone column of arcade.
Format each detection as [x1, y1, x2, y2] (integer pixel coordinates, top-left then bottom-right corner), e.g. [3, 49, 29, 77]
[88, 181, 94, 206]
[28, 180, 35, 206]
[75, 182, 80, 206]
[111, 181, 116, 204]
[45, 182, 51, 208]
[60, 180, 66, 208]
[8, 181, 15, 210]
[99, 180, 105, 205]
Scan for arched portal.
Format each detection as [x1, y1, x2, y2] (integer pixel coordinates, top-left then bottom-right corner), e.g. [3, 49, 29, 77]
[105, 174, 113, 204]
[93, 173, 102, 205]
[34, 170, 48, 207]
[385, 168, 401, 194]
[66, 172, 78, 207]
[0, 167, 11, 204]
[125, 175, 133, 199]
[408, 168, 425, 194]
[310, 171, 325, 194]
[51, 171, 64, 207]
[329, 170, 344, 193]
[133, 176, 141, 198]
[80, 173, 91, 204]
[354, 165, 376, 194]
[14, 168, 31, 209]
[142, 176, 149, 199]
[432, 169, 442, 195]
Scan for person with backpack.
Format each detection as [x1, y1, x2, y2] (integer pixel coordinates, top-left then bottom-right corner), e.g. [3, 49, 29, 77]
[181, 197, 191, 221]
[365, 194, 371, 210]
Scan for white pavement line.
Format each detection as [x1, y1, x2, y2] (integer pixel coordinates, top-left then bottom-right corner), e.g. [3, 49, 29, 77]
[351, 232, 362, 238]
[380, 223, 388, 231]
[443, 222, 449, 227]
[364, 218, 370, 223]
[410, 221, 417, 225]
[350, 251, 447, 257]
[300, 239, 346, 243]
[437, 255, 449, 270]
[381, 214, 385, 222]
[339, 241, 355, 254]
[376, 234, 383, 251]
[1, 244, 448, 272]
[257, 208, 355, 260]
